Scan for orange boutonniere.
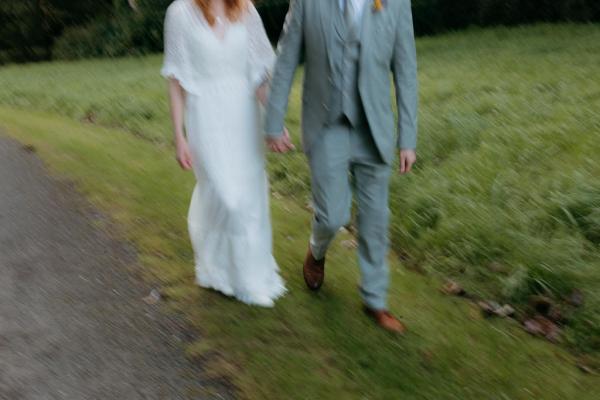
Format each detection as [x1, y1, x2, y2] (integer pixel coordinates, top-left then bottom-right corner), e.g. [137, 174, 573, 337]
[373, 0, 384, 12]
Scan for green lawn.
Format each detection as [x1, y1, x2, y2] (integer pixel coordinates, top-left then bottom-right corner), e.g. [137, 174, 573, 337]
[1, 24, 599, 398]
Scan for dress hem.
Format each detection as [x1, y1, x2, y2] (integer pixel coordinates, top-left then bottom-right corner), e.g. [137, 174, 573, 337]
[195, 272, 287, 308]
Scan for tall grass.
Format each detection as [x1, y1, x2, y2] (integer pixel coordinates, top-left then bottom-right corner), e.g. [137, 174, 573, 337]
[391, 25, 600, 355]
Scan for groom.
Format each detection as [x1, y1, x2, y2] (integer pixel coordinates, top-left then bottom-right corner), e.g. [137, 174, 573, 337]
[265, 0, 418, 333]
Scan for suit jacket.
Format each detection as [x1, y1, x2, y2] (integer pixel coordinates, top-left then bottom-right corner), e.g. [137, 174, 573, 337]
[264, 0, 418, 164]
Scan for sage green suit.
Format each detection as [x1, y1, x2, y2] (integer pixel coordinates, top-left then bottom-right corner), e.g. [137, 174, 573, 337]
[265, 0, 418, 310]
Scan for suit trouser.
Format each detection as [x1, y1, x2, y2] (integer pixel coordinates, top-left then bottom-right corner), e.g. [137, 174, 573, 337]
[308, 117, 391, 310]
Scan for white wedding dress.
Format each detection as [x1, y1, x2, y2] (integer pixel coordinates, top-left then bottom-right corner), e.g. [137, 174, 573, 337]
[161, 0, 286, 307]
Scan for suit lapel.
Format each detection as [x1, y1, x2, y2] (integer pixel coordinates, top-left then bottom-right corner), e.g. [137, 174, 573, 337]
[333, 1, 346, 40]
[359, 1, 374, 68]
[320, 0, 338, 72]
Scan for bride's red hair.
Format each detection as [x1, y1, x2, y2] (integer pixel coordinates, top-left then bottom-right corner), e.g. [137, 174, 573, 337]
[194, 0, 249, 26]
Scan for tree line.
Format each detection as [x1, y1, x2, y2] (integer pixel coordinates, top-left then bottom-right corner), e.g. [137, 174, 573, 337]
[1, 0, 599, 64]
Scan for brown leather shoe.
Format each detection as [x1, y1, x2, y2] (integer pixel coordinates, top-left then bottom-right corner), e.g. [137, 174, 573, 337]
[364, 306, 406, 335]
[303, 246, 325, 291]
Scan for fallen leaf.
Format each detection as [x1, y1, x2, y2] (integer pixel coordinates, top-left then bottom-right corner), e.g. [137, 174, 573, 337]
[547, 306, 566, 324]
[495, 304, 516, 318]
[143, 288, 161, 305]
[577, 363, 594, 374]
[524, 318, 543, 336]
[545, 326, 562, 343]
[82, 111, 96, 123]
[523, 315, 561, 343]
[576, 357, 597, 375]
[441, 280, 466, 296]
[478, 300, 501, 317]
[22, 144, 36, 153]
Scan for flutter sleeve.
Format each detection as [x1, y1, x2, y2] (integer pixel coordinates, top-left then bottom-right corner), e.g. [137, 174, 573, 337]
[160, 3, 187, 82]
[245, 3, 276, 89]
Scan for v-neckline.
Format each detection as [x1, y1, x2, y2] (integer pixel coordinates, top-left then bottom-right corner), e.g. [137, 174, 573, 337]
[205, 16, 232, 43]
[207, 25, 229, 43]
[190, 2, 234, 44]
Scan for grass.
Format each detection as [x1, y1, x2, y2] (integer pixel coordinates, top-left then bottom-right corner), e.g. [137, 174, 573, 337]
[1, 23, 600, 398]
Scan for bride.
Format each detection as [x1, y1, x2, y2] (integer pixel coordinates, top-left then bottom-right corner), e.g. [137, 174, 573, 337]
[161, 0, 292, 307]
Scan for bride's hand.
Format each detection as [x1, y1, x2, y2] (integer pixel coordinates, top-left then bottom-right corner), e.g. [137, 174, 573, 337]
[267, 127, 295, 153]
[175, 137, 193, 170]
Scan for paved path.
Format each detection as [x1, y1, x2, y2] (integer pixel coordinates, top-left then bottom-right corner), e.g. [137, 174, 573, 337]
[0, 135, 228, 400]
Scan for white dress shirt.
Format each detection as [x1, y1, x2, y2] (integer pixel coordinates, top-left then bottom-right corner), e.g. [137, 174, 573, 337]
[338, 0, 369, 28]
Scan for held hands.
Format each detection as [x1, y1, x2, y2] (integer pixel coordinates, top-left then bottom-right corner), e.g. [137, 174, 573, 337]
[266, 127, 295, 153]
[399, 149, 416, 175]
[175, 136, 193, 171]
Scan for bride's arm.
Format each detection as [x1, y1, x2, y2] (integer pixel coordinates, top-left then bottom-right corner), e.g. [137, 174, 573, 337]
[168, 78, 185, 141]
[168, 78, 192, 170]
[161, 3, 192, 170]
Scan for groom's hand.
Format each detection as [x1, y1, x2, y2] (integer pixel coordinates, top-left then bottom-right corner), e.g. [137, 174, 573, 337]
[399, 149, 417, 175]
[267, 128, 295, 153]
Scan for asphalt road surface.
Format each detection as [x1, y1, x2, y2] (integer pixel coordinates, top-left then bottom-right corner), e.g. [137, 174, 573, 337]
[0, 135, 229, 400]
